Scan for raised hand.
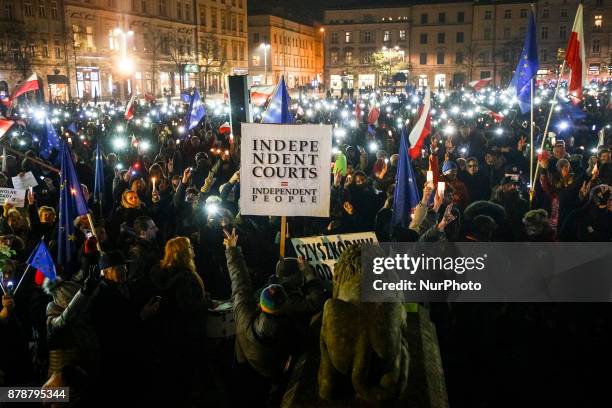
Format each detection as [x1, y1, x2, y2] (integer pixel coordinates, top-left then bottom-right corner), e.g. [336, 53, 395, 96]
[181, 167, 192, 185]
[223, 228, 239, 249]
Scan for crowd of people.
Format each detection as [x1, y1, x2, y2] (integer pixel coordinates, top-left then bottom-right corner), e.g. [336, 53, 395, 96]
[0, 78, 611, 406]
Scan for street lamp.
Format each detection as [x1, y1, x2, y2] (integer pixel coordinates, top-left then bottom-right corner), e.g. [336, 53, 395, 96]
[260, 43, 270, 85]
[114, 28, 134, 100]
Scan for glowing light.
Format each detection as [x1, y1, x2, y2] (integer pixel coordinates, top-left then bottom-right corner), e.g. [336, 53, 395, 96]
[334, 128, 346, 138]
[178, 126, 186, 134]
[116, 125, 124, 132]
[112, 138, 127, 149]
[495, 128, 503, 135]
[140, 140, 150, 151]
[444, 125, 455, 136]
[332, 147, 339, 155]
[368, 141, 379, 153]
[558, 121, 569, 131]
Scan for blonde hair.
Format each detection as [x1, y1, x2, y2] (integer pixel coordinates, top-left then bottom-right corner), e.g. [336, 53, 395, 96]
[160, 237, 197, 274]
[7, 208, 29, 230]
[120, 190, 141, 209]
[38, 206, 56, 218]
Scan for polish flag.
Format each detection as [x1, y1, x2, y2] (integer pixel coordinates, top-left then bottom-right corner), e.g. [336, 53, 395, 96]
[11, 73, 40, 100]
[468, 78, 493, 92]
[250, 85, 276, 106]
[367, 106, 380, 125]
[219, 121, 231, 135]
[408, 89, 432, 159]
[124, 93, 137, 120]
[0, 119, 15, 138]
[565, 4, 585, 103]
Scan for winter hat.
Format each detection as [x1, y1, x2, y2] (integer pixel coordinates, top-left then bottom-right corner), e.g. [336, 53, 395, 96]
[99, 251, 126, 270]
[523, 209, 549, 225]
[259, 284, 287, 315]
[275, 258, 303, 290]
[442, 160, 457, 175]
[590, 184, 611, 207]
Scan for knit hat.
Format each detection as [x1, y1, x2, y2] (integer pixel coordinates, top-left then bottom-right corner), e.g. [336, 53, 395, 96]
[442, 160, 457, 175]
[259, 284, 287, 315]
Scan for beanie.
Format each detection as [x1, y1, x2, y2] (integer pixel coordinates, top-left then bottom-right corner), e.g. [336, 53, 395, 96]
[259, 284, 287, 315]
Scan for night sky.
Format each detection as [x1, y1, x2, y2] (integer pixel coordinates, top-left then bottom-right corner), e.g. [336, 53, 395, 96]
[248, 0, 471, 23]
[248, 0, 411, 23]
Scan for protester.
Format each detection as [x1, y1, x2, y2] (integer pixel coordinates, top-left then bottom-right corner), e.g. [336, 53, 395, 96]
[0, 77, 609, 406]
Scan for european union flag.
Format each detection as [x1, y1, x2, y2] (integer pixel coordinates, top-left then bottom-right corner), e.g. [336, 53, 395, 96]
[67, 121, 77, 134]
[58, 141, 89, 267]
[509, 8, 539, 114]
[39, 117, 61, 159]
[93, 143, 105, 204]
[186, 88, 206, 131]
[27, 238, 56, 281]
[391, 127, 421, 229]
[181, 90, 192, 104]
[261, 76, 295, 124]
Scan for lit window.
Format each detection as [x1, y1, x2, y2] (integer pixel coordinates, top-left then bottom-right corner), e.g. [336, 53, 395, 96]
[594, 15, 602, 28]
[345, 32, 351, 43]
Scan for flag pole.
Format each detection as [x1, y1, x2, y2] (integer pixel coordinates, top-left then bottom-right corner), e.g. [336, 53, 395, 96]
[279, 216, 287, 257]
[13, 265, 31, 296]
[530, 60, 566, 192]
[529, 78, 535, 203]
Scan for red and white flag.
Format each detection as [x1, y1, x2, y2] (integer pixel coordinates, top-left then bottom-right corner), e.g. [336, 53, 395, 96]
[367, 106, 380, 125]
[11, 73, 40, 100]
[565, 4, 585, 103]
[478, 105, 505, 123]
[468, 78, 493, 92]
[219, 122, 231, 135]
[0, 119, 15, 139]
[250, 85, 276, 106]
[124, 93, 137, 120]
[408, 89, 432, 159]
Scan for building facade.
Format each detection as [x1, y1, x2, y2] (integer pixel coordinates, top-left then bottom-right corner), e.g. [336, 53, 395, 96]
[248, 14, 323, 89]
[197, 0, 248, 96]
[0, 0, 248, 101]
[322, 6, 412, 92]
[0, 0, 69, 100]
[323, 0, 611, 90]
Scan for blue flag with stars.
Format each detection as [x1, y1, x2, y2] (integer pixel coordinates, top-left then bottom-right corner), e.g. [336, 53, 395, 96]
[39, 117, 61, 159]
[391, 127, 421, 229]
[186, 88, 206, 131]
[93, 143, 105, 204]
[27, 238, 56, 281]
[67, 122, 77, 134]
[509, 8, 539, 114]
[58, 141, 89, 267]
[262, 76, 295, 124]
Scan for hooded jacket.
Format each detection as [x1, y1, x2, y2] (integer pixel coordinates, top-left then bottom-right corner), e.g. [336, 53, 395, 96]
[226, 246, 294, 379]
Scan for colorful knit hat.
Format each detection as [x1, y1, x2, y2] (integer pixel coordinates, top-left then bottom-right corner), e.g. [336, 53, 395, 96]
[259, 284, 287, 315]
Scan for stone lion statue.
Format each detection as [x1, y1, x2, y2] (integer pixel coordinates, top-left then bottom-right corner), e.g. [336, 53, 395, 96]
[318, 244, 410, 401]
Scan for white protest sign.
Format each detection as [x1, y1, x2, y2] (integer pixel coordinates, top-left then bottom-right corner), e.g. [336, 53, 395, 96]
[0, 188, 26, 207]
[12, 171, 39, 190]
[240, 123, 332, 217]
[291, 232, 379, 280]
